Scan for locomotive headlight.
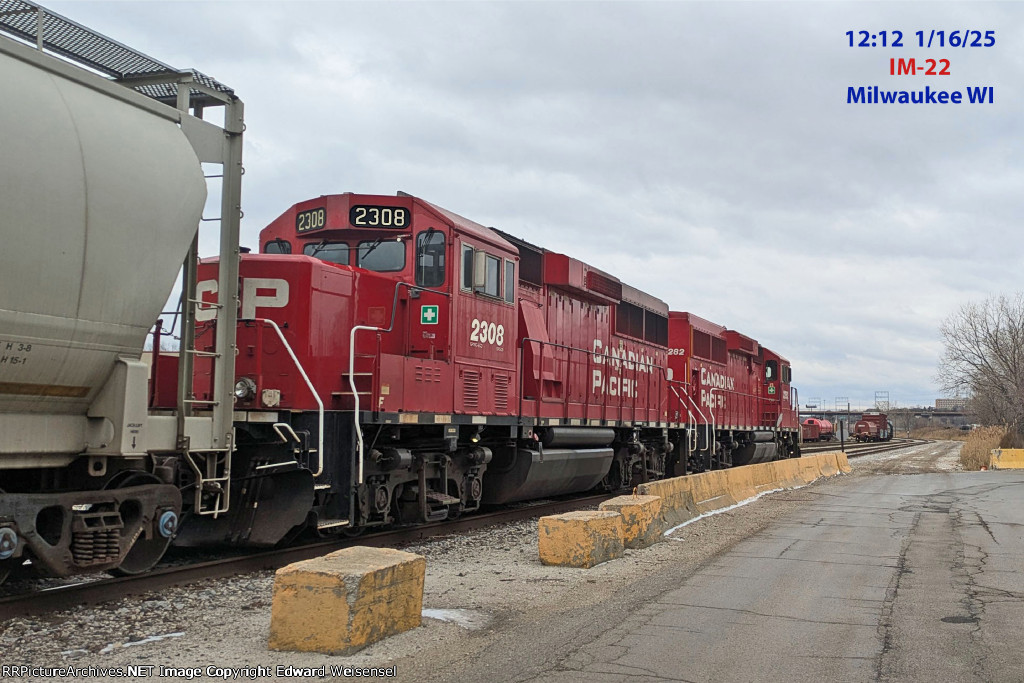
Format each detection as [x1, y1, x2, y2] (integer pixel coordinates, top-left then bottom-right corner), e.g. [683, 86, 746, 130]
[234, 377, 257, 401]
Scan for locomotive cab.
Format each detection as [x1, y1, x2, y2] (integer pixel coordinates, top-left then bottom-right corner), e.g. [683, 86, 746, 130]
[184, 193, 524, 543]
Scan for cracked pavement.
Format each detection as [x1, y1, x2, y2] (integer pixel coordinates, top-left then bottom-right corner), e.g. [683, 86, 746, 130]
[399, 442, 1024, 683]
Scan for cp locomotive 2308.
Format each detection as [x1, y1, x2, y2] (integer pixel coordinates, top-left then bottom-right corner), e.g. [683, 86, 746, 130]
[153, 192, 802, 550]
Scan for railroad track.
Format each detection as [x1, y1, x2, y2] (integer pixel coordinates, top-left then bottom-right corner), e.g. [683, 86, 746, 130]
[0, 492, 615, 620]
[0, 438, 929, 620]
[801, 437, 928, 457]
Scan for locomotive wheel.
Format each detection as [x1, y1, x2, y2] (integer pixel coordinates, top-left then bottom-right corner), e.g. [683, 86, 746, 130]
[106, 472, 175, 576]
[341, 524, 365, 538]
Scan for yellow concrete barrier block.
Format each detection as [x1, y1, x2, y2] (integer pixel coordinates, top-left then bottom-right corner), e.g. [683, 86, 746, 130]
[599, 494, 663, 548]
[268, 546, 425, 655]
[835, 452, 852, 473]
[817, 453, 840, 477]
[990, 449, 1024, 469]
[750, 460, 783, 494]
[796, 457, 823, 483]
[723, 465, 757, 502]
[772, 458, 805, 488]
[538, 510, 625, 568]
[689, 470, 739, 513]
[638, 476, 699, 528]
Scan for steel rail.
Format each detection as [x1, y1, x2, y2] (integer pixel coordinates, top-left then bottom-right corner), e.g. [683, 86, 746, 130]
[801, 437, 931, 457]
[0, 492, 615, 620]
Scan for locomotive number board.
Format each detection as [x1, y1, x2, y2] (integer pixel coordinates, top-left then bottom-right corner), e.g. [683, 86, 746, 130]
[295, 207, 327, 233]
[349, 205, 410, 229]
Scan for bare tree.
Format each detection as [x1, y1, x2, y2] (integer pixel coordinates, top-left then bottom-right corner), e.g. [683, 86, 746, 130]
[937, 294, 1024, 434]
[890, 407, 916, 438]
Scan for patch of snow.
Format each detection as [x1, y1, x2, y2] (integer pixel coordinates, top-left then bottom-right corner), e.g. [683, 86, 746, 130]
[664, 487, 793, 537]
[99, 632, 185, 654]
[421, 608, 491, 630]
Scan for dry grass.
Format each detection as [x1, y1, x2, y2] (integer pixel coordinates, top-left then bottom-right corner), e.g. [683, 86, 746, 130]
[912, 426, 971, 441]
[959, 426, 1012, 470]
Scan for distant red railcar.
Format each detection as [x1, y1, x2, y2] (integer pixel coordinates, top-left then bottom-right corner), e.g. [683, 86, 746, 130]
[801, 418, 834, 442]
[854, 412, 893, 442]
[165, 192, 802, 546]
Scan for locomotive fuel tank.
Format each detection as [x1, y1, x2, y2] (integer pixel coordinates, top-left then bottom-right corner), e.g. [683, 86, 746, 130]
[731, 431, 779, 466]
[482, 446, 615, 505]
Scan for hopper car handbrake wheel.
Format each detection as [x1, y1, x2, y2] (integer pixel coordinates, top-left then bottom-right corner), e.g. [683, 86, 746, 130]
[105, 472, 176, 576]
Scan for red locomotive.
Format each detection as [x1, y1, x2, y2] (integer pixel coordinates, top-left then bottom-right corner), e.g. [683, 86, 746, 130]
[801, 418, 834, 442]
[161, 193, 801, 547]
[0, 3, 803, 581]
[854, 412, 893, 442]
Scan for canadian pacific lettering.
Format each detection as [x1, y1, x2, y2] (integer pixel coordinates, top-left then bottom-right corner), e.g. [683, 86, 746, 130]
[591, 339, 655, 398]
[699, 366, 734, 410]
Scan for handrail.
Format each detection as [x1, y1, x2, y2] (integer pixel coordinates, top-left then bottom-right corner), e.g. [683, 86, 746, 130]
[350, 281, 451, 487]
[668, 383, 698, 452]
[249, 318, 324, 477]
[709, 387, 718, 461]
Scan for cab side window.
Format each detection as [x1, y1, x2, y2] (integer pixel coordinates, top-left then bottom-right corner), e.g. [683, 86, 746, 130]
[765, 360, 778, 383]
[504, 260, 515, 303]
[415, 230, 445, 287]
[481, 253, 500, 297]
[461, 244, 474, 291]
[461, 242, 514, 303]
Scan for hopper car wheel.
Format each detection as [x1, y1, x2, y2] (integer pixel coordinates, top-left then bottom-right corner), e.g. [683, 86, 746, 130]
[105, 472, 175, 577]
[0, 492, 17, 585]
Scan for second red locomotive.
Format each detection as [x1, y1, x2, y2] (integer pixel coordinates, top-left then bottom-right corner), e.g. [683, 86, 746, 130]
[854, 412, 893, 442]
[156, 193, 801, 546]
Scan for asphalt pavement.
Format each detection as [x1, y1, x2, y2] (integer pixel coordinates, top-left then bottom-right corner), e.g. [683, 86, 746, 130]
[416, 443, 1024, 683]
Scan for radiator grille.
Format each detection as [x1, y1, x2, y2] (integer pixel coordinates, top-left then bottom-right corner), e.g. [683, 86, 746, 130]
[494, 374, 509, 411]
[463, 370, 480, 410]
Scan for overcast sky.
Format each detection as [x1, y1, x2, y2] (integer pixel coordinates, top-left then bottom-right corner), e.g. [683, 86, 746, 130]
[48, 0, 1024, 410]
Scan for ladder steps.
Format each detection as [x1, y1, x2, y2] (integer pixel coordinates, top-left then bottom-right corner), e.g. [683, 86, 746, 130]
[425, 491, 461, 505]
[316, 519, 351, 529]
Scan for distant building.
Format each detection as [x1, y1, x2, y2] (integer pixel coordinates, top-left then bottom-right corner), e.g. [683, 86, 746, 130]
[935, 398, 967, 411]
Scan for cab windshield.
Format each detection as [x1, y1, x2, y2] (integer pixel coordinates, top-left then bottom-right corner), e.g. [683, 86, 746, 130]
[358, 240, 406, 272]
[303, 241, 349, 265]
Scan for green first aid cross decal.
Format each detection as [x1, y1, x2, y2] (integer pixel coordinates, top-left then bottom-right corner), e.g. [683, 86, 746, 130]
[421, 305, 439, 325]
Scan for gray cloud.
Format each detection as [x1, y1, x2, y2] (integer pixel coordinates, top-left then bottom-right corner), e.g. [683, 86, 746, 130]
[48, 0, 1024, 409]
